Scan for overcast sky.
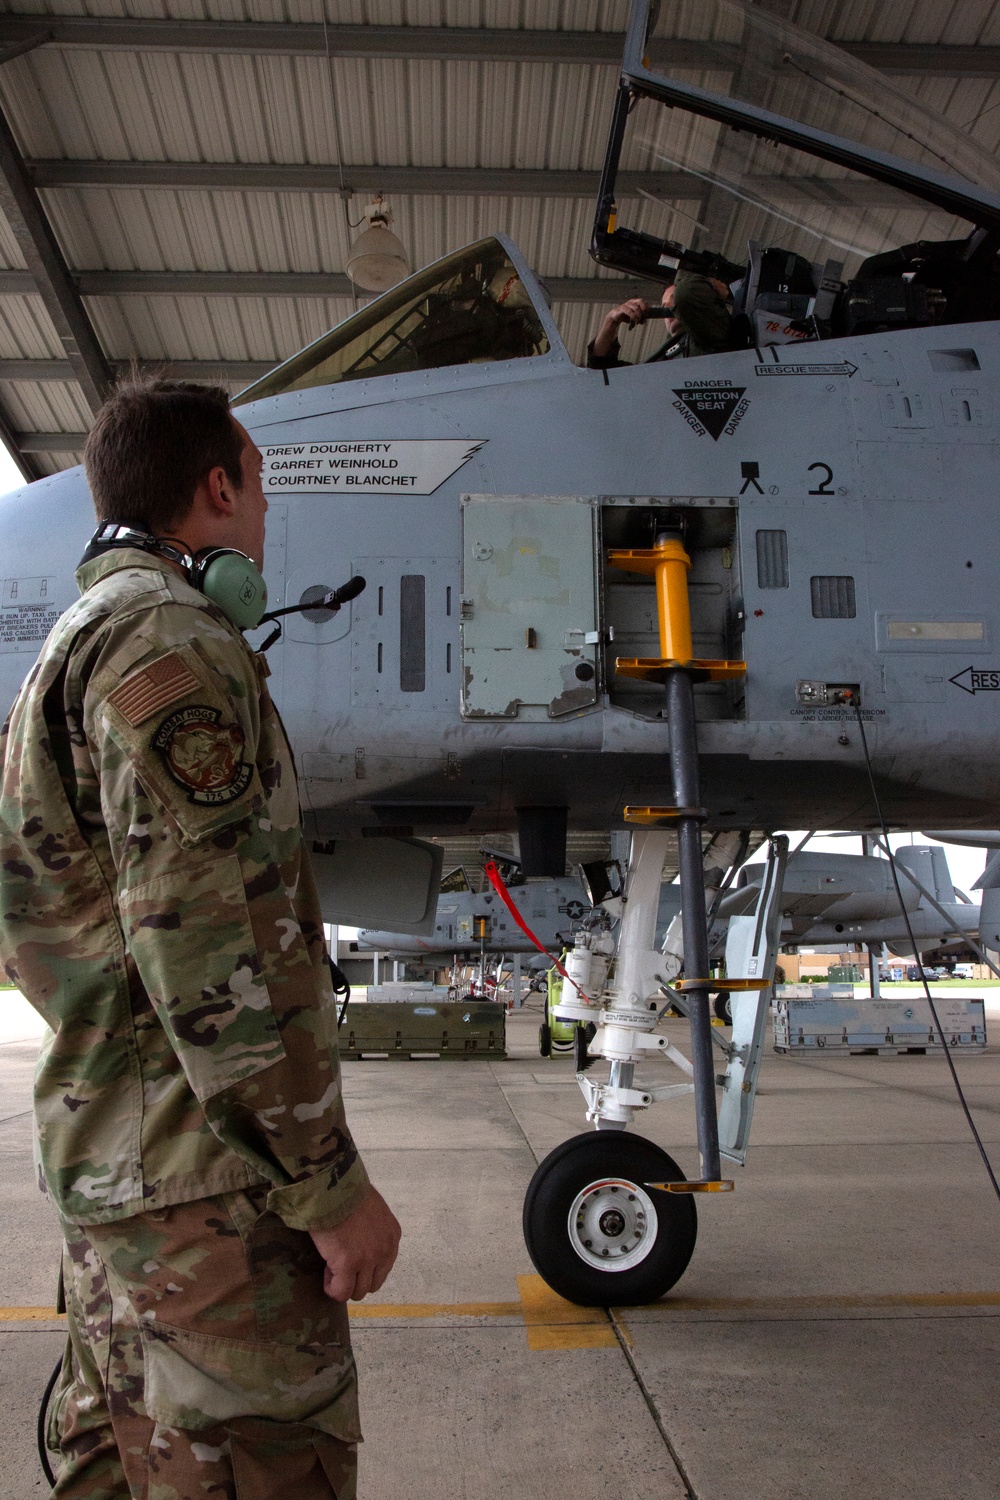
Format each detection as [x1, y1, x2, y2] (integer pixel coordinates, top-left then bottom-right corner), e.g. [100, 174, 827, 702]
[0, 441, 24, 497]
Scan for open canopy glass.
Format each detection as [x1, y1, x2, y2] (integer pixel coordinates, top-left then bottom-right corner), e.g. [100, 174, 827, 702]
[588, 0, 1000, 344]
[595, 0, 1000, 282]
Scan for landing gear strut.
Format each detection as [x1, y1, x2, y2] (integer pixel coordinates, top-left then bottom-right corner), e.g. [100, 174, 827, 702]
[523, 529, 751, 1303]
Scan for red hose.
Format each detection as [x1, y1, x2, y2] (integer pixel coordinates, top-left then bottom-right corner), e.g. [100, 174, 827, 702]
[483, 860, 591, 999]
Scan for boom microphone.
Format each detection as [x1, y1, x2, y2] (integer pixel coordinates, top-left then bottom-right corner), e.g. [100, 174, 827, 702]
[255, 574, 368, 650]
[262, 575, 367, 622]
[319, 575, 367, 611]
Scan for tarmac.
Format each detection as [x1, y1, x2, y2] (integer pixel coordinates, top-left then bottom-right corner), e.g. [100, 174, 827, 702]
[2, 986, 999, 1500]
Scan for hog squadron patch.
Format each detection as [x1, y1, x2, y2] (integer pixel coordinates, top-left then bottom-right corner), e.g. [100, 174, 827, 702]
[152, 705, 253, 804]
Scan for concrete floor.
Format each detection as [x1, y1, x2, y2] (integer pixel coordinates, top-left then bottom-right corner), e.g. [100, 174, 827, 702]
[2, 989, 999, 1499]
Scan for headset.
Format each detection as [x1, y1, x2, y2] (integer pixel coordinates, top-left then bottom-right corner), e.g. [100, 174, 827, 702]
[85, 521, 367, 643]
[85, 521, 269, 630]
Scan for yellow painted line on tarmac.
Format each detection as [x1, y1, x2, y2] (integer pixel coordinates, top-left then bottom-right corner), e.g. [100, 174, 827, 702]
[0, 1306, 64, 1320]
[352, 1279, 620, 1351]
[525, 1323, 619, 1351]
[517, 1273, 618, 1350]
[349, 1301, 522, 1320]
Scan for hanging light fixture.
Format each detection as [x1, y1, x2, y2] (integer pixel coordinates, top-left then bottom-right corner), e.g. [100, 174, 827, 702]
[346, 196, 410, 293]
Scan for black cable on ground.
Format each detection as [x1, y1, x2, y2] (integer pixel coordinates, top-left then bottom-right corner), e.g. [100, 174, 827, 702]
[853, 702, 1000, 1205]
[37, 1355, 61, 1486]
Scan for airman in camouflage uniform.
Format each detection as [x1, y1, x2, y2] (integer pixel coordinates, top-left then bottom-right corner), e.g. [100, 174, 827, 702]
[0, 381, 399, 1497]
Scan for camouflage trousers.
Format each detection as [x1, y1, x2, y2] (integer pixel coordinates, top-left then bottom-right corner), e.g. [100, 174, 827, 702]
[48, 1187, 361, 1499]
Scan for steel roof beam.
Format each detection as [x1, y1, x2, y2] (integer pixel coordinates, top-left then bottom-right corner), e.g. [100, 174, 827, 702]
[0, 270, 681, 301]
[19, 430, 85, 451]
[0, 17, 993, 76]
[29, 159, 901, 206]
[0, 21, 734, 65]
[0, 107, 111, 413]
[0, 357, 279, 380]
[850, 42, 1000, 76]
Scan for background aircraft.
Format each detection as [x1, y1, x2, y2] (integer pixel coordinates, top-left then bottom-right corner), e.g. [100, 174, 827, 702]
[363, 841, 985, 977]
[722, 845, 981, 956]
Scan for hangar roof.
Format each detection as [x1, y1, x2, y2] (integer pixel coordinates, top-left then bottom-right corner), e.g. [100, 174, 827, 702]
[0, 0, 996, 479]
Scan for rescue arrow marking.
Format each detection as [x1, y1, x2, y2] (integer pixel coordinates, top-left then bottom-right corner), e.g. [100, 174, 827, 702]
[753, 362, 858, 377]
[949, 667, 1000, 694]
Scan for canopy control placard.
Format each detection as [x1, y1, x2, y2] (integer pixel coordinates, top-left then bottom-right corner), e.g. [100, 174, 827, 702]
[262, 439, 484, 496]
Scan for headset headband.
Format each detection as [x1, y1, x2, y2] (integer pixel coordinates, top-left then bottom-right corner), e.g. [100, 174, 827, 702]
[85, 522, 268, 631]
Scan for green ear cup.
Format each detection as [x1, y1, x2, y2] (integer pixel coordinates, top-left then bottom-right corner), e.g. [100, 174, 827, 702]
[199, 551, 268, 629]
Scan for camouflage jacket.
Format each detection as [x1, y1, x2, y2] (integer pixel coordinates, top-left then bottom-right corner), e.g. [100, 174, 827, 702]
[0, 548, 369, 1229]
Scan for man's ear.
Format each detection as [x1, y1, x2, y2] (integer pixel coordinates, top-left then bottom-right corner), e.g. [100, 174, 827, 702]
[205, 464, 237, 516]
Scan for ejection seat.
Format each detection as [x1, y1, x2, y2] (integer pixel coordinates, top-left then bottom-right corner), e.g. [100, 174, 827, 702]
[731, 241, 845, 347]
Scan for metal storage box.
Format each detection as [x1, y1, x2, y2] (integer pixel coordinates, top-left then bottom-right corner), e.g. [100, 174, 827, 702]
[341, 1000, 507, 1059]
[772, 993, 986, 1053]
[365, 983, 453, 1003]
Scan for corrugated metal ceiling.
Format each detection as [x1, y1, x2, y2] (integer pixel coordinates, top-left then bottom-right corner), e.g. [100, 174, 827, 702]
[0, 0, 994, 473]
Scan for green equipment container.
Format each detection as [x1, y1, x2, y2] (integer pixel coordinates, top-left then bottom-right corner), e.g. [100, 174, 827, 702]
[341, 1000, 506, 1059]
[828, 964, 863, 983]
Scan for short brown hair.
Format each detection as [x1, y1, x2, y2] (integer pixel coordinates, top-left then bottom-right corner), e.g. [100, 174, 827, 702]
[84, 378, 245, 534]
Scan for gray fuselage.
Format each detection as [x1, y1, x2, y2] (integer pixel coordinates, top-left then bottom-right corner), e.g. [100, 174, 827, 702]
[2, 309, 998, 840]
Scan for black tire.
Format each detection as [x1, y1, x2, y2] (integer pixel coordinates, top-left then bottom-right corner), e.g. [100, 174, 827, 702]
[713, 991, 732, 1024]
[774, 964, 786, 985]
[522, 1132, 697, 1306]
[538, 1022, 552, 1058]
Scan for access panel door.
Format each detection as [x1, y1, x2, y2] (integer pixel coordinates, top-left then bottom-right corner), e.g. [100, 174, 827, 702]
[461, 495, 598, 719]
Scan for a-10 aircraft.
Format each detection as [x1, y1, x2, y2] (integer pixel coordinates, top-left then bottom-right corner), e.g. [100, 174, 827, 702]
[3, 0, 1000, 1304]
[362, 843, 983, 967]
[721, 844, 983, 957]
[358, 855, 679, 960]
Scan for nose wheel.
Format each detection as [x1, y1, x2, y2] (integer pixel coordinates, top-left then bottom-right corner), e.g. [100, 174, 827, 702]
[522, 1132, 697, 1306]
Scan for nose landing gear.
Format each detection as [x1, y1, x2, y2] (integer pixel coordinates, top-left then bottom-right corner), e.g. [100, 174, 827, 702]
[523, 528, 748, 1305]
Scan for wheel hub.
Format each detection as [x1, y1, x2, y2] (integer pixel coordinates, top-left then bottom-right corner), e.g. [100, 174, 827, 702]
[567, 1177, 657, 1272]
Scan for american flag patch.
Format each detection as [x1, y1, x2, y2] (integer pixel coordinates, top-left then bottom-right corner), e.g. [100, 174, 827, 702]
[108, 652, 200, 727]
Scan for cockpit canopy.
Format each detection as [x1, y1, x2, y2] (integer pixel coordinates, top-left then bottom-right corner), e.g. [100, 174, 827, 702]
[599, 0, 1000, 283]
[238, 238, 551, 405]
[239, 4, 1000, 403]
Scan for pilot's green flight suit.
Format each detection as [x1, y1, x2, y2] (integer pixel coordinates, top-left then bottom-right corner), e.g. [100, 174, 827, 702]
[0, 548, 368, 1499]
[587, 270, 734, 367]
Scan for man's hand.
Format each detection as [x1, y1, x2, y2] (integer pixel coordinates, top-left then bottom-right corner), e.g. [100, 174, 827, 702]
[309, 1185, 401, 1302]
[592, 297, 650, 357]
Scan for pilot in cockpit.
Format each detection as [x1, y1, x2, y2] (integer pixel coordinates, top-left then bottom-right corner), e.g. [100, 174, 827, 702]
[587, 270, 734, 368]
